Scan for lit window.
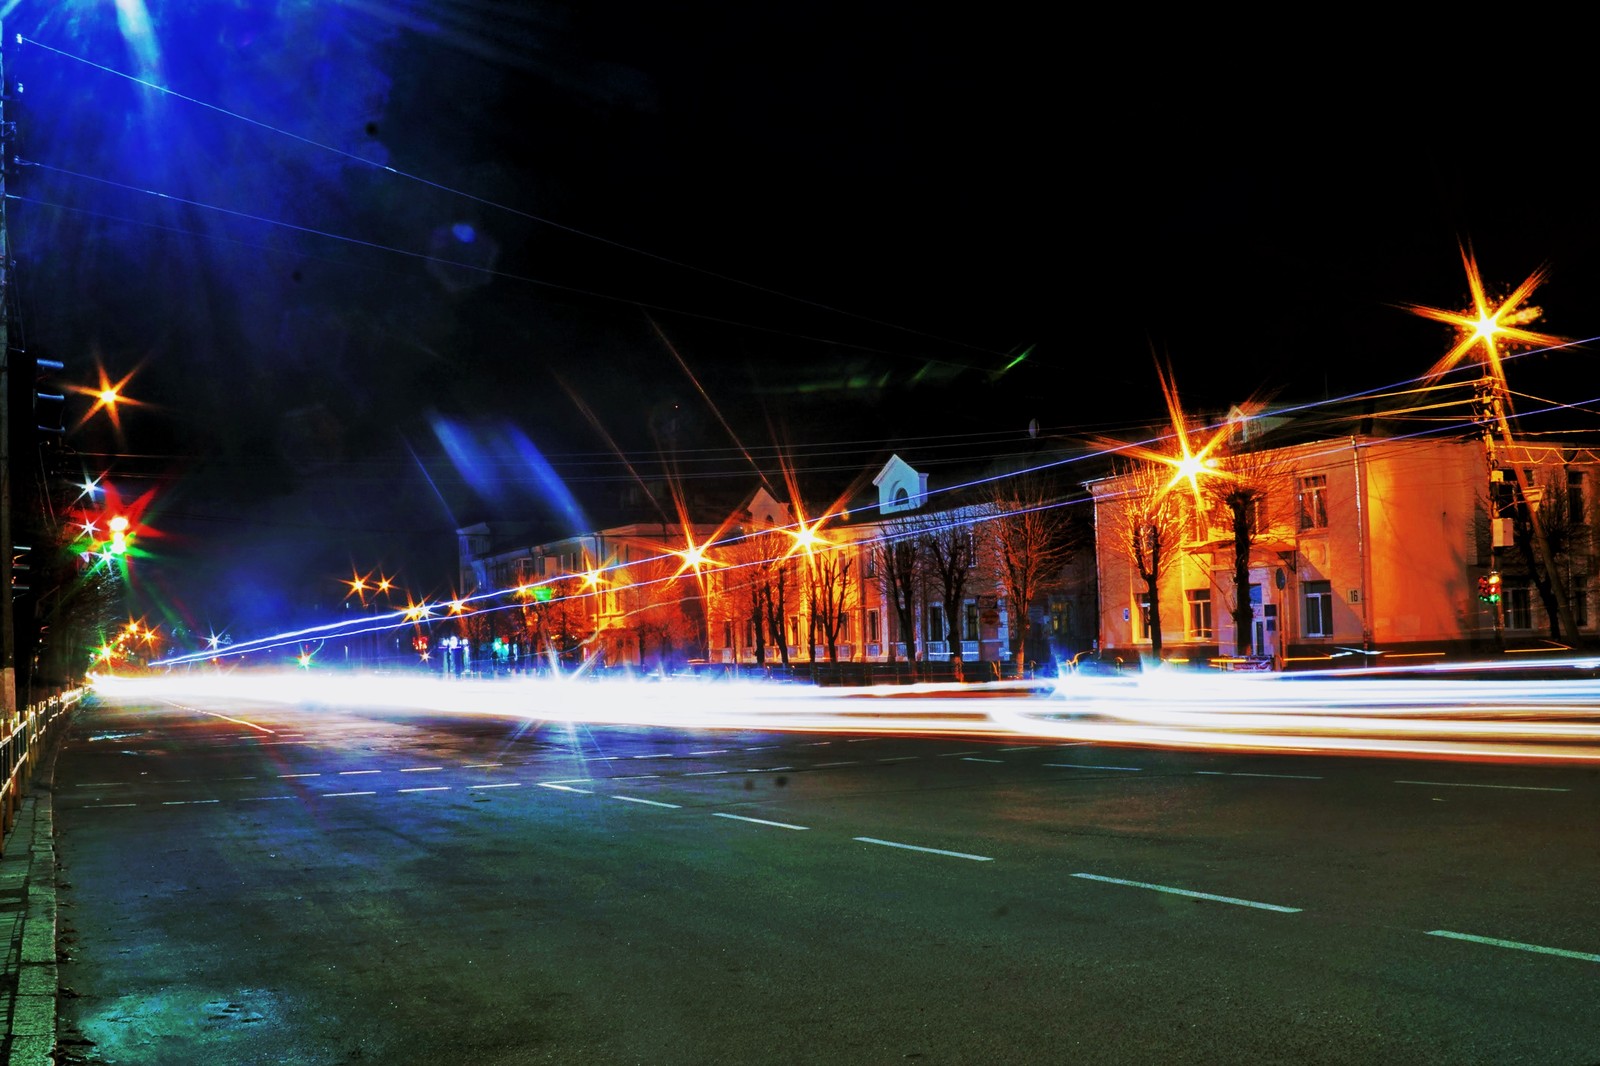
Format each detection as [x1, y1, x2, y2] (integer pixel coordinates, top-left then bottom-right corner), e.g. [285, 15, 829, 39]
[1505, 585, 1532, 630]
[1185, 588, 1213, 640]
[1298, 474, 1328, 531]
[1303, 580, 1333, 638]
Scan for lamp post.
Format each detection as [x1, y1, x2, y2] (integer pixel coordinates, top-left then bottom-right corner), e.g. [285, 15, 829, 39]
[1406, 248, 1580, 646]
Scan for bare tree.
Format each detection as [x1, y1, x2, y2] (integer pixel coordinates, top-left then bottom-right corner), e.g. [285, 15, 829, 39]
[920, 509, 977, 676]
[876, 517, 923, 677]
[1204, 445, 1295, 657]
[1109, 460, 1187, 661]
[806, 544, 854, 662]
[985, 473, 1085, 677]
[1502, 468, 1587, 641]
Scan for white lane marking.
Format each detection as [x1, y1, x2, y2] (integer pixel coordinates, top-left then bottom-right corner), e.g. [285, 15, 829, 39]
[998, 746, 1041, 752]
[747, 766, 793, 773]
[878, 756, 919, 763]
[463, 762, 503, 768]
[686, 770, 728, 777]
[1072, 873, 1300, 913]
[690, 749, 729, 755]
[399, 787, 451, 794]
[400, 767, 444, 773]
[278, 773, 321, 779]
[228, 776, 258, 781]
[613, 774, 661, 781]
[240, 796, 294, 802]
[962, 757, 1003, 764]
[83, 803, 136, 809]
[468, 783, 522, 790]
[1196, 771, 1322, 780]
[814, 761, 860, 768]
[846, 738, 876, 743]
[855, 837, 994, 862]
[743, 746, 777, 751]
[197, 710, 276, 734]
[74, 782, 125, 788]
[161, 800, 220, 806]
[1396, 780, 1568, 792]
[614, 795, 682, 809]
[537, 783, 594, 794]
[939, 751, 983, 758]
[1426, 930, 1600, 962]
[326, 791, 377, 798]
[339, 770, 382, 776]
[632, 754, 675, 759]
[714, 813, 809, 830]
[803, 741, 833, 747]
[1044, 763, 1142, 772]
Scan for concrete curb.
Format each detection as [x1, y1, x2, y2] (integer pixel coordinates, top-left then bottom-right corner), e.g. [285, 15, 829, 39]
[2, 737, 61, 1066]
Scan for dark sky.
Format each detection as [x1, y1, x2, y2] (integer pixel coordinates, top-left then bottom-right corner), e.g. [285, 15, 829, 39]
[8, 2, 1599, 643]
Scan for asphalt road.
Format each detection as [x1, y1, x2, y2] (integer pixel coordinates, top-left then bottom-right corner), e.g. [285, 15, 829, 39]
[48, 691, 1600, 1065]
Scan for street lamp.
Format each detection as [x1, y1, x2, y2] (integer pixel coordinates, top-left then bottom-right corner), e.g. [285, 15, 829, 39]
[1406, 245, 1580, 645]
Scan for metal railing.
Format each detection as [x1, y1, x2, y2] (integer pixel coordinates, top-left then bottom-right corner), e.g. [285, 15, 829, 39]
[1, 688, 82, 846]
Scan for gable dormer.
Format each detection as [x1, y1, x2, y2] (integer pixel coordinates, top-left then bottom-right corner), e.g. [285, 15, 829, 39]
[872, 454, 929, 514]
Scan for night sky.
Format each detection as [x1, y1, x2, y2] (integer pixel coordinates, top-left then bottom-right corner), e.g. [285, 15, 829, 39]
[6, 2, 1599, 643]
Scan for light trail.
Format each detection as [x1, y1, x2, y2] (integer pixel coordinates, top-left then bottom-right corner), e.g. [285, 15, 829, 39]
[85, 662, 1600, 765]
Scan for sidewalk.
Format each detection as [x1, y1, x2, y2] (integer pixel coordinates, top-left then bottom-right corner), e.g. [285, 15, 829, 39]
[0, 738, 60, 1066]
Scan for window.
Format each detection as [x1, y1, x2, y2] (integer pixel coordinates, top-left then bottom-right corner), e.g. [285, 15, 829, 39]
[839, 614, 852, 643]
[1303, 580, 1333, 637]
[1571, 580, 1589, 629]
[1505, 585, 1532, 630]
[1247, 494, 1269, 537]
[867, 609, 880, 643]
[1185, 588, 1213, 640]
[723, 620, 734, 650]
[963, 601, 980, 641]
[865, 552, 878, 579]
[1298, 474, 1328, 530]
[1569, 471, 1587, 523]
[1136, 595, 1153, 642]
[925, 606, 945, 643]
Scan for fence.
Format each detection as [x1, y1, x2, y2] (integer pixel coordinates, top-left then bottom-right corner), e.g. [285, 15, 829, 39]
[1, 689, 82, 846]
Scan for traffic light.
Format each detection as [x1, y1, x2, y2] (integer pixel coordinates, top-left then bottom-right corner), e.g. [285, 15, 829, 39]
[1477, 576, 1491, 602]
[1486, 571, 1501, 604]
[107, 515, 131, 555]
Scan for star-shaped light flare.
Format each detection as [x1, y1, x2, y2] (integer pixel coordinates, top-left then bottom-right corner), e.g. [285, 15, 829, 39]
[1096, 360, 1232, 511]
[1404, 243, 1566, 383]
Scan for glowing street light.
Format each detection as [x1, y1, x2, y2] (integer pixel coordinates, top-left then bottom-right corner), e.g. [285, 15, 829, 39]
[1406, 244, 1579, 643]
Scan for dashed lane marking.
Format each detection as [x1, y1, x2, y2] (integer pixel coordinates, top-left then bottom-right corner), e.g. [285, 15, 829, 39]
[161, 800, 219, 806]
[854, 837, 994, 862]
[1072, 873, 1300, 913]
[1426, 930, 1600, 962]
[326, 791, 378, 798]
[400, 766, 444, 773]
[468, 783, 522, 790]
[614, 795, 682, 809]
[1396, 780, 1569, 792]
[1197, 771, 1322, 780]
[713, 813, 809, 830]
[537, 783, 594, 794]
[1044, 763, 1142, 772]
[814, 761, 860, 768]
[338, 770, 381, 776]
[962, 757, 1003, 764]
[398, 787, 451, 794]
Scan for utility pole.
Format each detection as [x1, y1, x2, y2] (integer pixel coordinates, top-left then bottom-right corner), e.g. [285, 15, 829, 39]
[0, 22, 16, 724]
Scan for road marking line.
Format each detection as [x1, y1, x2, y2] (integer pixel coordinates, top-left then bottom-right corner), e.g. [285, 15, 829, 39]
[1044, 763, 1142, 772]
[939, 751, 983, 758]
[855, 837, 994, 862]
[743, 746, 776, 751]
[632, 754, 675, 759]
[537, 783, 594, 794]
[713, 813, 808, 830]
[400, 767, 444, 773]
[962, 757, 1003, 764]
[398, 787, 451, 794]
[1072, 873, 1300, 912]
[339, 770, 382, 776]
[613, 774, 661, 780]
[846, 738, 876, 743]
[998, 746, 1040, 751]
[326, 791, 377, 798]
[463, 762, 503, 768]
[278, 773, 321, 779]
[228, 776, 258, 781]
[1427, 930, 1600, 962]
[1396, 780, 1568, 792]
[804, 741, 833, 747]
[878, 756, 919, 763]
[468, 783, 521, 790]
[686, 770, 729, 776]
[74, 782, 125, 788]
[83, 803, 136, 809]
[747, 766, 793, 772]
[690, 749, 729, 755]
[614, 795, 682, 809]
[198, 710, 276, 734]
[160, 800, 220, 806]
[240, 796, 294, 802]
[814, 761, 859, 768]
[1197, 771, 1322, 780]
